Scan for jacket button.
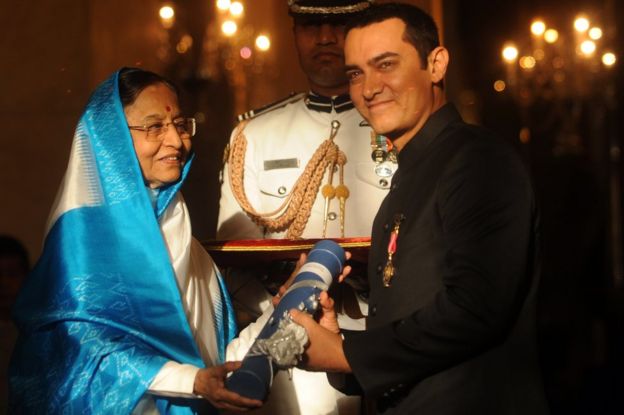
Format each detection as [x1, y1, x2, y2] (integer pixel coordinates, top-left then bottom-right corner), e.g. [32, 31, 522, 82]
[376, 264, 383, 273]
[277, 186, 287, 195]
[370, 305, 377, 316]
[383, 223, 389, 231]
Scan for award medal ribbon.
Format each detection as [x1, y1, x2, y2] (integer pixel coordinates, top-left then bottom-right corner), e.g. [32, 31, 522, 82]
[370, 132, 398, 178]
[383, 213, 405, 287]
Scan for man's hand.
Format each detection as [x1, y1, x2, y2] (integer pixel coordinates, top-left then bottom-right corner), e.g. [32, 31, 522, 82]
[317, 291, 340, 334]
[193, 362, 263, 411]
[272, 251, 353, 307]
[337, 251, 353, 283]
[290, 307, 352, 373]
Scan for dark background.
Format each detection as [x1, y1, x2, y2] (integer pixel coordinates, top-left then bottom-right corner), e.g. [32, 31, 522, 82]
[1, 0, 622, 413]
[445, 1, 624, 413]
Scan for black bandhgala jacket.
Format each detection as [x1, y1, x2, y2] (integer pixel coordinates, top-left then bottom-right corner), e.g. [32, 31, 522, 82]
[342, 104, 549, 415]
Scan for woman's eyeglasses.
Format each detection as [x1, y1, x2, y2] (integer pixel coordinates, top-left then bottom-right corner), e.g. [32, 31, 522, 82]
[128, 117, 196, 141]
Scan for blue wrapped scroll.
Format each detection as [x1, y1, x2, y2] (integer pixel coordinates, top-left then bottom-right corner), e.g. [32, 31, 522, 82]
[225, 239, 346, 401]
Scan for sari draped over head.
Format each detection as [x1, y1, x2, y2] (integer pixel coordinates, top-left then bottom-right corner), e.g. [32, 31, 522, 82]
[9, 70, 236, 414]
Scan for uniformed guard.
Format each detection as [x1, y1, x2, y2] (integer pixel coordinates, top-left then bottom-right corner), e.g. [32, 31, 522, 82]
[218, 0, 395, 242]
[218, 1, 395, 415]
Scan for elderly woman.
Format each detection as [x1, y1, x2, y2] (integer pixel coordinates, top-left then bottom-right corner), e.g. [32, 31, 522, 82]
[9, 68, 262, 414]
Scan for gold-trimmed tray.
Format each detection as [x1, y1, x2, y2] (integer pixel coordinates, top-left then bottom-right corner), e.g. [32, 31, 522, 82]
[202, 237, 371, 266]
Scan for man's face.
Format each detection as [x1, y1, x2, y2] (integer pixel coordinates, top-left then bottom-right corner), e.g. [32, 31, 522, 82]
[294, 19, 348, 95]
[345, 18, 436, 148]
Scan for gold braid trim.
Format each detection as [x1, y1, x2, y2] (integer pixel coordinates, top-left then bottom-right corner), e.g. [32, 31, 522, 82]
[228, 121, 342, 239]
[289, 2, 371, 15]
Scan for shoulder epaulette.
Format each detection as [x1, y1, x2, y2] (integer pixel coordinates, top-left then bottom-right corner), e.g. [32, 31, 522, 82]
[237, 92, 306, 122]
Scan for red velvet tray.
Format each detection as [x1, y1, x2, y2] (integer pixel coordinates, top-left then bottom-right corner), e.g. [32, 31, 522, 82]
[202, 237, 371, 267]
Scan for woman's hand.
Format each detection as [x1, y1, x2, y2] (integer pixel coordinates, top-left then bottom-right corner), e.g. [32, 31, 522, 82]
[271, 253, 306, 307]
[193, 362, 263, 411]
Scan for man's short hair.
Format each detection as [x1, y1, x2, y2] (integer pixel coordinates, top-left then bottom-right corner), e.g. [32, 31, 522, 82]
[345, 2, 440, 69]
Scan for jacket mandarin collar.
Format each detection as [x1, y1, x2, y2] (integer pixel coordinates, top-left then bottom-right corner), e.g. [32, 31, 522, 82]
[397, 103, 462, 170]
[305, 91, 354, 113]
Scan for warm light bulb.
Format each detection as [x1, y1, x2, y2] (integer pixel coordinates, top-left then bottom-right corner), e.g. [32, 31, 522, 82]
[534, 49, 545, 60]
[493, 80, 506, 92]
[519, 56, 536, 69]
[230, 1, 244, 16]
[255, 35, 271, 51]
[531, 21, 546, 36]
[216, 0, 231, 11]
[544, 29, 559, 44]
[580, 40, 596, 56]
[588, 27, 602, 40]
[574, 16, 590, 32]
[176, 34, 193, 54]
[159, 5, 174, 19]
[240, 46, 252, 59]
[602, 52, 616, 66]
[159, 5, 175, 28]
[502, 44, 518, 62]
[221, 20, 238, 36]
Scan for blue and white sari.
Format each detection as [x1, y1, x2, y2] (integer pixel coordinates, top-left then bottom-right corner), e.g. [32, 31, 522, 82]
[9, 70, 236, 414]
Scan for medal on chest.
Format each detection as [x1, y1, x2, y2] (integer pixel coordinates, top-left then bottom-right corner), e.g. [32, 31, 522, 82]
[383, 213, 405, 287]
[371, 132, 398, 178]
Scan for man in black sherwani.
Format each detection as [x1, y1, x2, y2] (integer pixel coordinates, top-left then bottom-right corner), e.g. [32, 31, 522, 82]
[291, 3, 550, 414]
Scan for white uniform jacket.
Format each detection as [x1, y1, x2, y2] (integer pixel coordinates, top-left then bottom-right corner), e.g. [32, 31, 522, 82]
[217, 95, 391, 240]
[218, 94, 393, 415]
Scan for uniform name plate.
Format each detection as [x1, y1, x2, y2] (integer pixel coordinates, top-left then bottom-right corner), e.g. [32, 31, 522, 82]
[264, 158, 300, 170]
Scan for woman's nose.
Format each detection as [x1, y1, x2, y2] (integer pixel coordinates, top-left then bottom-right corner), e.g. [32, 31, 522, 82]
[162, 123, 183, 147]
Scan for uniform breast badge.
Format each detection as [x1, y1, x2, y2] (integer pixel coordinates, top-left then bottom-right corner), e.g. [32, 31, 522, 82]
[371, 132, 398, 178]
[383, 213, 405, 287]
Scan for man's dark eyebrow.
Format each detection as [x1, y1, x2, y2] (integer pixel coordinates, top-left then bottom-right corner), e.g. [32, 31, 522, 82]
[345, 51, 400, 72]
[369, 52, 399, 65]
